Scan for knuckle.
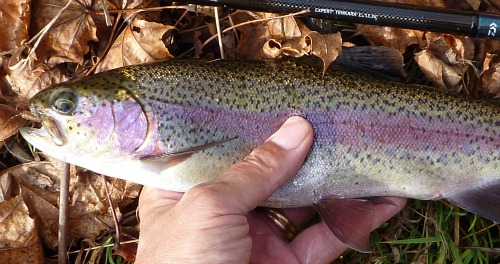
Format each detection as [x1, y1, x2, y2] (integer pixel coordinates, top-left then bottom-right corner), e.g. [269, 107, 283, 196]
[184, 182, 227, 209]
[239, 142, 283, 177]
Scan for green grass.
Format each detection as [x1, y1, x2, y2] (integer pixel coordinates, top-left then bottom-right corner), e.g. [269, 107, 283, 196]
[334, 200, 500, 263]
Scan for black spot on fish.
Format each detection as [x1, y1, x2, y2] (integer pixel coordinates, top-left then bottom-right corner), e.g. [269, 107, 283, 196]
[102, 102, 107, 107]
[77, 123, 81, 127]
[69, 126, 73, 130]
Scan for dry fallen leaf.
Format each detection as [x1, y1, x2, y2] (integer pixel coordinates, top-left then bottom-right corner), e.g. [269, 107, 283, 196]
[5, 62, 69, 105]
[465, 0, 481, 9]
[355, 26, 423, 53]
[234, 12, 341, 71]
[0, 104, 27, 142]
[2, 156, 141, 249]
[233, 11, 303, 59]
[414, 49, 457, 89]
[106, 0, 143, 9]
[481, 53, 500, 97]
[355, 0, 446, 53]
[30, 0, 98, 66]
[259, 31, 342, 73]
[306, 32, 342, 74]
[0, 174, 13, 202]
[96, 19, 175, 72]
[0, 0, 31, 53]
[0, 195, 44, 264]
[414, 32, 474, 91]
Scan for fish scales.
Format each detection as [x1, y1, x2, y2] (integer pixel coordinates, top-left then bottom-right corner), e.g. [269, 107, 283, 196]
[21, 59, 500, 223]
[119, 60, 499, 203]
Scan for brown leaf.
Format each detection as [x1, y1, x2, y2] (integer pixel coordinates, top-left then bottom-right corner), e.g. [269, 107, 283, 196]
[307, 32, 342, 74]
[31, 0, 98, 66]
[258, 30, 341, 73]
[465, 0, 481, 9]
[481, 52, 500, 97]
[5, 62, 69, 104]
[355, 26, 423, 53]
[0, 173, 13, 202]
[106, 0, 143, 9]
[414, 49, 461, 90]
[3, 157, 141, 249]
[114, 242, 137, 262]
[233, 11, 304, 59]
[0, 195, 44, 264]
[0, 104, 27, 142]
[0, 0, 31, 52]
[95, 19, 175, 72]
[414, 33, 474, 91]
[246, 15, 341, 71]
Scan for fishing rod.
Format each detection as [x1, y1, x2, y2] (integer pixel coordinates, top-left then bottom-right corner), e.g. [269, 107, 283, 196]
[176, 0, 500, 39]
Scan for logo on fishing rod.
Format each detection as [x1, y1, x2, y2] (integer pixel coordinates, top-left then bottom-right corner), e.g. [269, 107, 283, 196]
[488, 22, 497, 37]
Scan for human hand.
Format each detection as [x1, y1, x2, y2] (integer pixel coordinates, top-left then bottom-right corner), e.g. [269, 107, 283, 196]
[135, 116, 407, 263]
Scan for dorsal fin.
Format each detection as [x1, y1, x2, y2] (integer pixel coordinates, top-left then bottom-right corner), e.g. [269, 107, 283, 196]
[336, 46, 405, 79]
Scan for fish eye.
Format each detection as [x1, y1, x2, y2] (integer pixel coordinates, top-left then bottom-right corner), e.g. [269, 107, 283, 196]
[50, 89, 77, 115]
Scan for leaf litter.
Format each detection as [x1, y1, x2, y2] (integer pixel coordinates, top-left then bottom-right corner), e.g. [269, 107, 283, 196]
[0, 0, 499, 262]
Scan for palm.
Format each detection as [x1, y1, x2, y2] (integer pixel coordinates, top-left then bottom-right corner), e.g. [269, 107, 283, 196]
[247, 207, 343, 263]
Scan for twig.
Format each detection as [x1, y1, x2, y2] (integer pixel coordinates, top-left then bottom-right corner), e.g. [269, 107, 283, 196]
[86, 5, 190, 15]
[85, 12, 122, 76]
[100, 0, 112, 26]
[7, 0, 73, 70]
[214, 7, 225, 59]
[58, 162, 70, 264]
[66, 239, 139, 255]
[102, 176, 122, 251]
[227, 14, 239, 42]
[173, 9, 189, 28]
[179, 9, 309, 57]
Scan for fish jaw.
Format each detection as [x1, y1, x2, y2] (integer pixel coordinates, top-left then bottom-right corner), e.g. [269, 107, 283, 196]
[21, 125, 84, 163]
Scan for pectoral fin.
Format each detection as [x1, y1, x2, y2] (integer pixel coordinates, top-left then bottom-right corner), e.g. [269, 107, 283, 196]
[446, 181, 500, 223]
[314, 198, 375, 253]
[140, 137, 236, 167]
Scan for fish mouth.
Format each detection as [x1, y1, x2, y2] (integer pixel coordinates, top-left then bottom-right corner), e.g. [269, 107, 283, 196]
[21, 116, 66, 146]
[41, 117, 65, 146]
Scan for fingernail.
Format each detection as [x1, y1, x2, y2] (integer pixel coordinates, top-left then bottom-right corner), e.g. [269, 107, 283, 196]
[267, 116, 311, 150]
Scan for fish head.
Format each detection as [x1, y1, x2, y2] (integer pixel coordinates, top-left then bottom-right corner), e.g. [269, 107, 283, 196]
[20, 76, 150, 163]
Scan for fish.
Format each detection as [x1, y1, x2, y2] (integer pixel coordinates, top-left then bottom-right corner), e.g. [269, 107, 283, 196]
[20, 59, 500, 252]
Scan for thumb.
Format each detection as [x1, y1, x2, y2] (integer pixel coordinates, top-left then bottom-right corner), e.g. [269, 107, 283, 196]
[181, 116, 313, 214]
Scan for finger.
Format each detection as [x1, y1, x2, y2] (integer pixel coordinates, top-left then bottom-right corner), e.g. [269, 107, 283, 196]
[138, 186, 184, 220]
[290, 197, 407, 263]
[249, 207, 317, 244]
[182, 116, 313, 215]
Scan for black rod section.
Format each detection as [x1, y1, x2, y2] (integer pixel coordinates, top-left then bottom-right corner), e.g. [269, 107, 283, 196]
[177, 0, 500, 39]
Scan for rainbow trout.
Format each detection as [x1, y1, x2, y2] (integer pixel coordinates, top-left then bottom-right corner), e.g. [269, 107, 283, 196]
[20, 59, 500, 251]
